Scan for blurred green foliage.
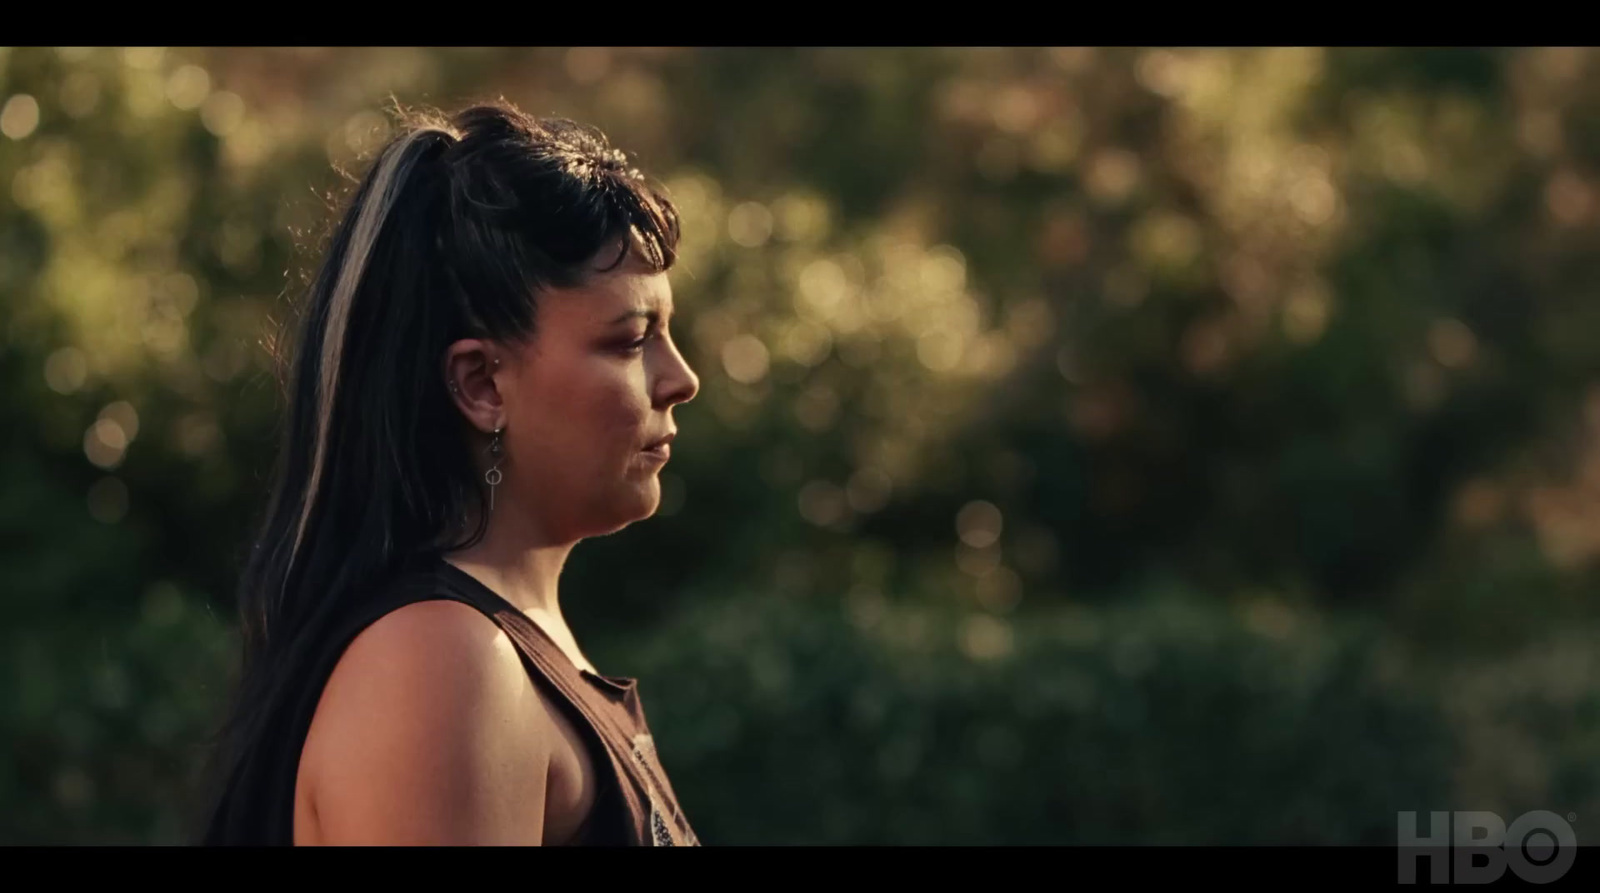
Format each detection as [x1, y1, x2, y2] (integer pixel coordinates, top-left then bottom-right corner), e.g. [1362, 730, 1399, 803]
[5, 46, 1600, 844]
[625, 587, 1455, 844]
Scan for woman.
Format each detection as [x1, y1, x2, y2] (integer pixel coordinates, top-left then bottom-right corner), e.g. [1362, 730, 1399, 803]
[197, 100, 702, 845]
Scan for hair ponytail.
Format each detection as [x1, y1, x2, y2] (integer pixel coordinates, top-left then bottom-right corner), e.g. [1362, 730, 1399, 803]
[286, 126, 456, 592]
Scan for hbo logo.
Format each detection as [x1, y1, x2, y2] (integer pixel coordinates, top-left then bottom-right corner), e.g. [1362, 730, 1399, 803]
[1398, 810, 1576, 884]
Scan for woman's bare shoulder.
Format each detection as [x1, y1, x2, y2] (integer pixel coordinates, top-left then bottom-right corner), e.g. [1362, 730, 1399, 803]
[299, 598, 557, 845]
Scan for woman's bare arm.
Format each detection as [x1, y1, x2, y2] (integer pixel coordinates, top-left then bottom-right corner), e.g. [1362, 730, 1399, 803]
[300, 600, 554, 845]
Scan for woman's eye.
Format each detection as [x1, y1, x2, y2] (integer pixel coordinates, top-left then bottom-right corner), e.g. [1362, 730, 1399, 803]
[618, 322, 670, 356]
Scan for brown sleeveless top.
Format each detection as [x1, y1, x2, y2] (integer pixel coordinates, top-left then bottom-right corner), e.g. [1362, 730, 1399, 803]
[202, 553, 700, 846]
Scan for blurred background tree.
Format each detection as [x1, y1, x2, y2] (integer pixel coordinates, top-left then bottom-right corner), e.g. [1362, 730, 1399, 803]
[5, 46, 1600, 844]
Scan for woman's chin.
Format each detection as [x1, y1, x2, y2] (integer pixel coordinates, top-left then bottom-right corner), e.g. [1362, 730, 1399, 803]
[597, 479, 661, 532]
[632, 478, 662, 520]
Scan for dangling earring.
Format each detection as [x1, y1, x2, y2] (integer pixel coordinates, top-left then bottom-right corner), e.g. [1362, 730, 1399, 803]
[485, 426, 504, 513]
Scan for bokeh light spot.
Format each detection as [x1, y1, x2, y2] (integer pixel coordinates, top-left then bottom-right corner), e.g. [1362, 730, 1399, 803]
[798, 479, 849, 527]
[1, 94, 41, 140]
[846, 467, 893, 514]
[165, 65, 211, 111]
[727, 201, 775, 248]
[956, 542, 1002, 577]
[565, 47, 612, 85]
[976, 566, 1023, 613]
[99, 401, 141, 442]
[917, 329, 965, 372]
[1429, 319, 1479, 370]
[173, 413, 221, 458]
[200, 91, 246, 137]
[1283, 283, 1333, 345]
[122, 47, 166, 70]
[794, 383, 840, 432]
[1085, 149, 1141, 203]
[44, 347, 88, 394]
[957, 500, 1004, 548]
[85, 418, 129, 469]
[958, 614, 1014, 661]
[721, 334, 771, 384]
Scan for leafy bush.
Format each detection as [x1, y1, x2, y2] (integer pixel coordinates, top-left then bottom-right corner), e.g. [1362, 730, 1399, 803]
[617, 587, 1455, 844]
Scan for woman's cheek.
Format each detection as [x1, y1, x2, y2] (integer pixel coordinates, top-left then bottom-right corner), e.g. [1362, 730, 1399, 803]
[597, 370, 650, 444]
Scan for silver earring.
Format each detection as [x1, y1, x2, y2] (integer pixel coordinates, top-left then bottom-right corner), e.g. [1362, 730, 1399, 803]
[485, 426, 504, 512]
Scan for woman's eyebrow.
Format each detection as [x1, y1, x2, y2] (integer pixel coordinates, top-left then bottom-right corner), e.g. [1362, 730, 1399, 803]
[607, 306, 674, 325]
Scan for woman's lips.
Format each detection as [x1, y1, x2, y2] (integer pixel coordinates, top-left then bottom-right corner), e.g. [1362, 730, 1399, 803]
[642, 430, 676, 461]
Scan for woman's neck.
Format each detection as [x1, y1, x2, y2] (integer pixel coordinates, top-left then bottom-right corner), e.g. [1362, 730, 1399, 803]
[442, 506, 576, 619]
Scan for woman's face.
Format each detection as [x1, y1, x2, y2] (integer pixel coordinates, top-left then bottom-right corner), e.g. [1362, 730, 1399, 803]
[454, 249, 699, 543]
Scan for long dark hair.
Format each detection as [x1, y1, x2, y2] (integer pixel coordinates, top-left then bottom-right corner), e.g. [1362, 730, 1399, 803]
[193, 99, 679, 843]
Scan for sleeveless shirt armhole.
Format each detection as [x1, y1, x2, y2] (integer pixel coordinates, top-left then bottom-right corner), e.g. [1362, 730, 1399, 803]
[360, 565, 633, 846]
[267, 563, 516, 839]
[345, 558, 648, 846]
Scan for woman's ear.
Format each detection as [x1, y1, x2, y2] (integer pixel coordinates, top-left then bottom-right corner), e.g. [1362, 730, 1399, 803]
[443, 339, 506, 434]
